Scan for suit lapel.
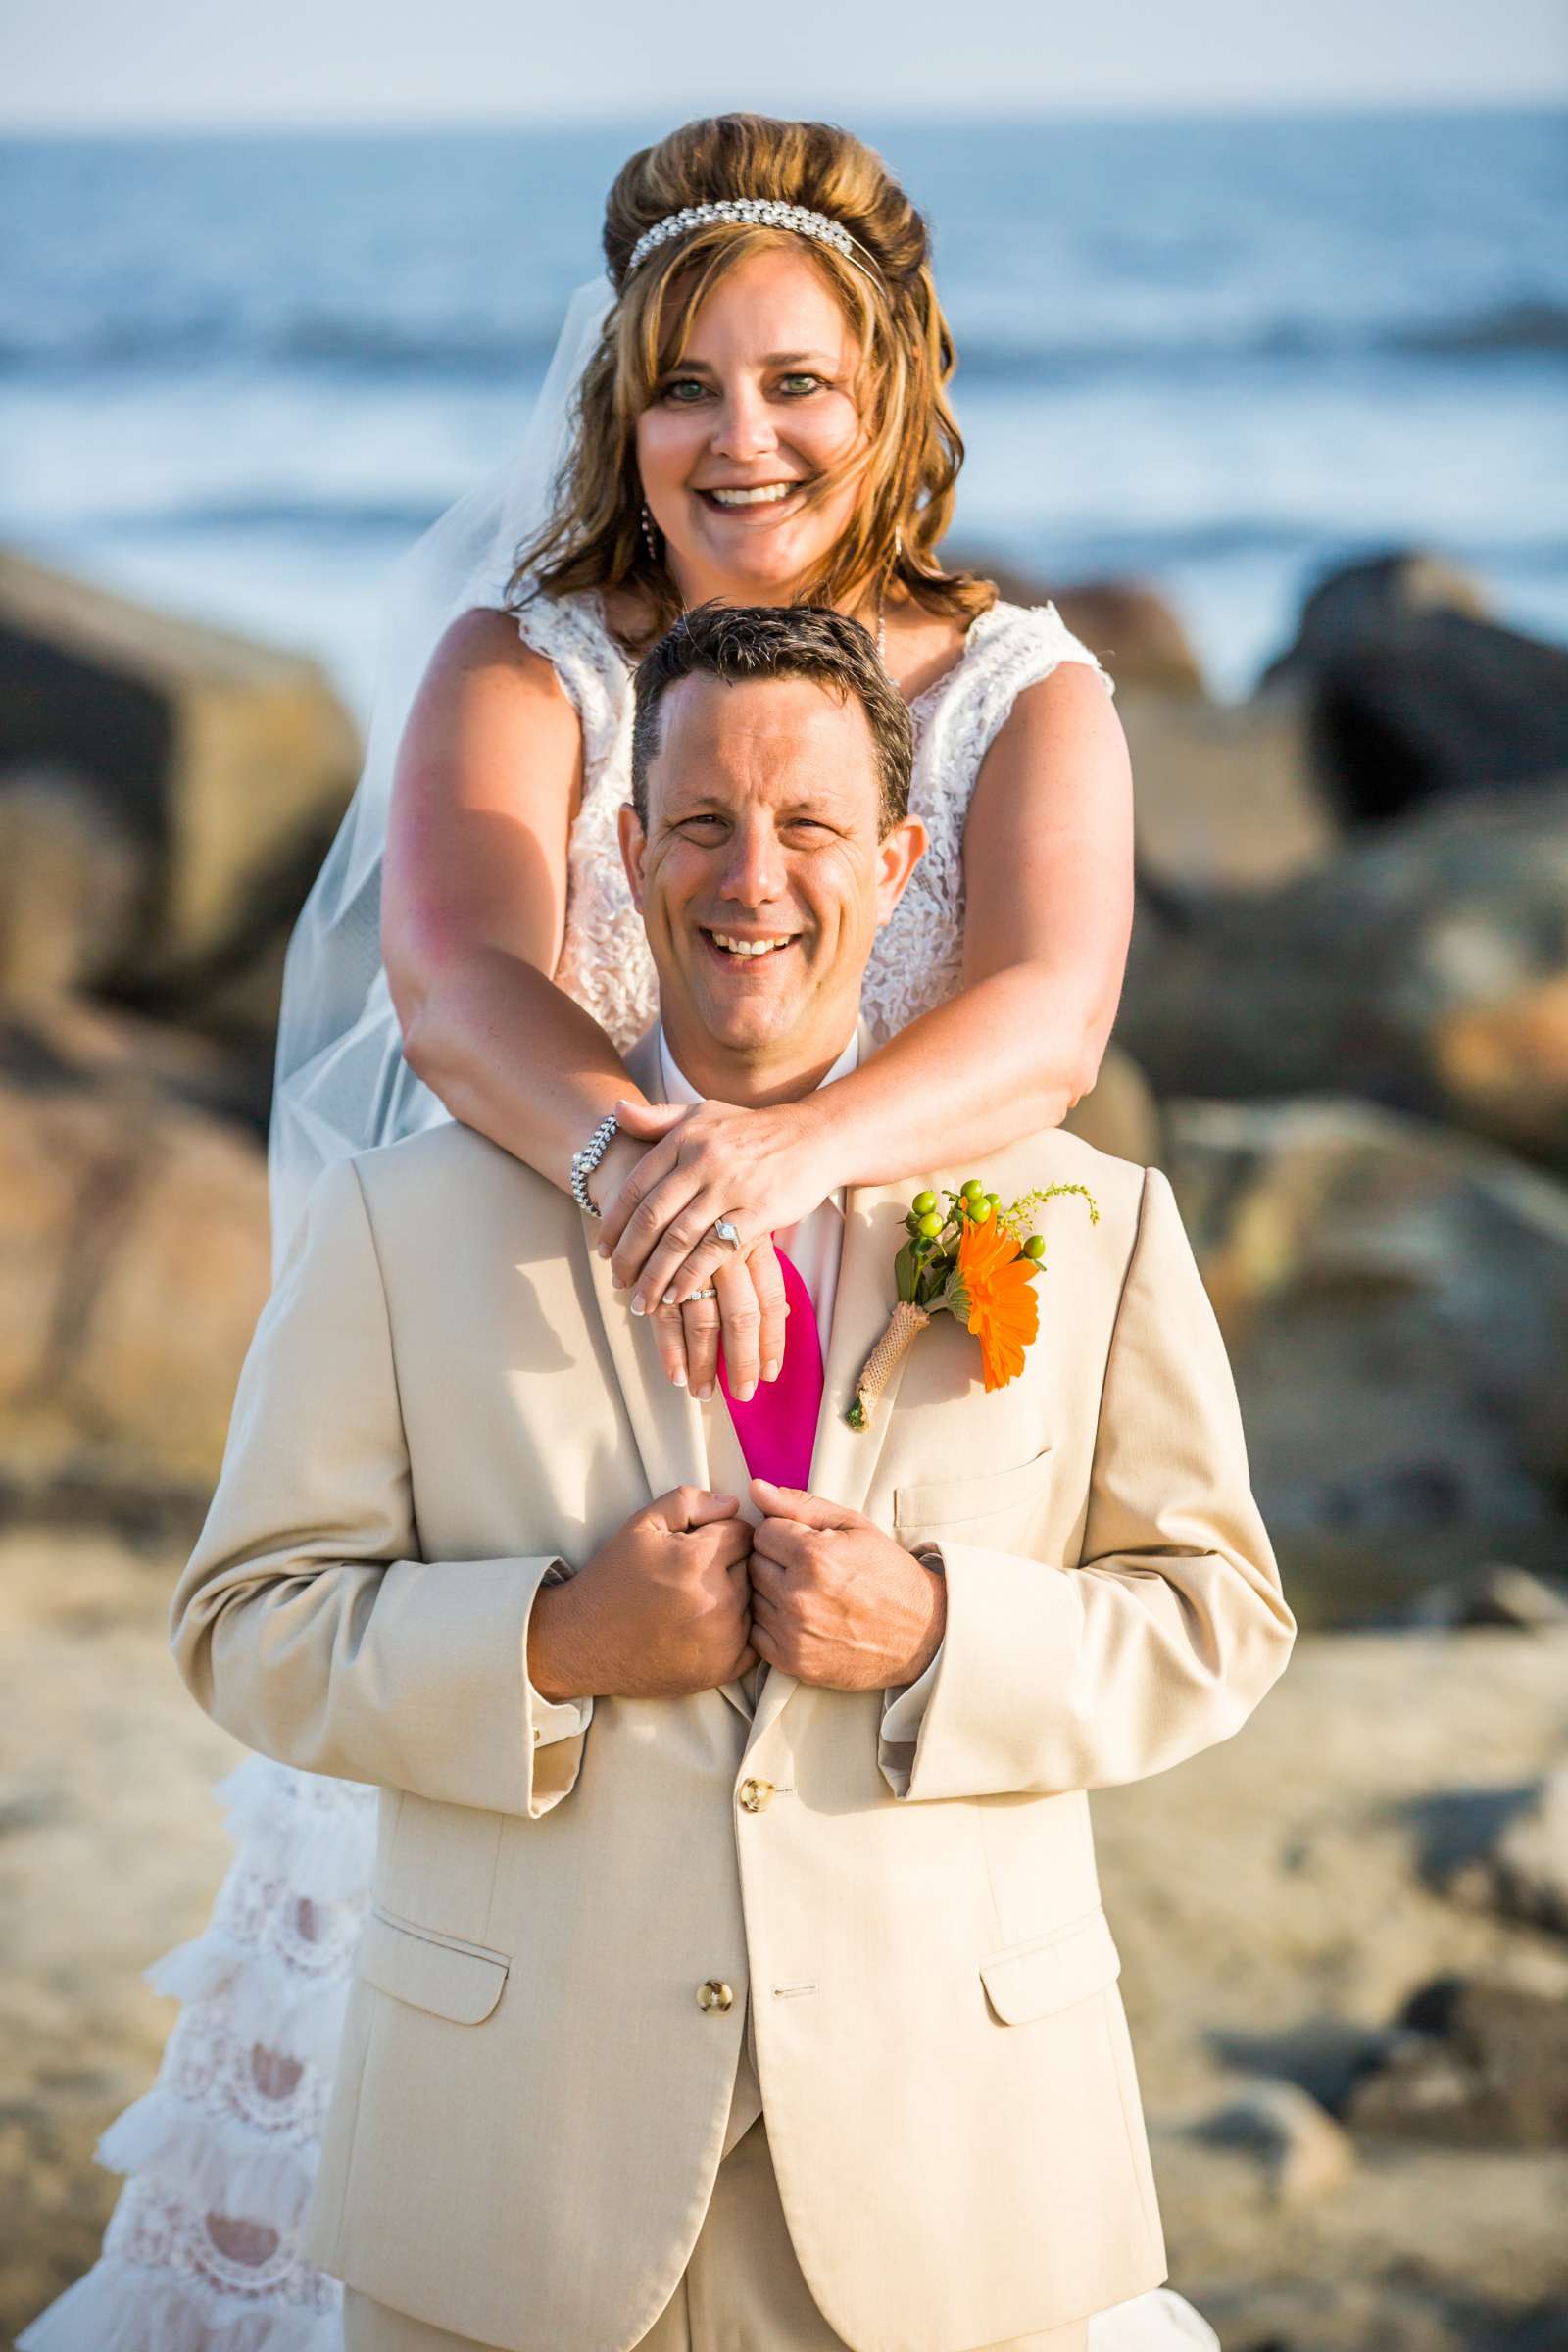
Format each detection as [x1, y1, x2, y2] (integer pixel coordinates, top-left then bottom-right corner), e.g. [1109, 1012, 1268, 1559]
[581, 1028, 754, 1723]
[583, 1019, 933, 1746]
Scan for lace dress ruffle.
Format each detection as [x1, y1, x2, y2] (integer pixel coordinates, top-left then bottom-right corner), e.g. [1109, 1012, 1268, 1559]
[18, 587, 1118, 2352]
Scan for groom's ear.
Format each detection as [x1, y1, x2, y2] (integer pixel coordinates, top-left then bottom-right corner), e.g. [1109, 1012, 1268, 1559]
[617, 800, 647, 910]
[874, 813, 928, 925]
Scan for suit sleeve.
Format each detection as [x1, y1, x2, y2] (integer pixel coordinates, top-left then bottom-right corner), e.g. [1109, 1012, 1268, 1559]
[170, 1156, 591, 1820]
[877, 1164, 1295, 1802]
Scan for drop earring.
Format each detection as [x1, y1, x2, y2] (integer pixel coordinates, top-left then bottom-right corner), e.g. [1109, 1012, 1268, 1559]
[641, 501, 660, 564]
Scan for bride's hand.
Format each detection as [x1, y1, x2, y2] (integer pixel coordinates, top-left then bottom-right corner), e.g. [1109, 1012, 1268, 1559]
[597, 1097, 839, 1399]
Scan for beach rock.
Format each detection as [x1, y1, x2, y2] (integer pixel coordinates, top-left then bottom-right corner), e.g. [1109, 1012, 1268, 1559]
[945, 556, 1206, 694]
[1162, 1097, 1568, 1619]
[1257, 550, 1568, 828]
[0, 764, 148, 1001]
[1120, 778, 1568, 1167]
[1307, 614, 1568, 829]
[1119, 679, 1338, 891]
[1436, 1767, 1568, 1941]
[1190, 2077, 1356, 2205]
[0, 1006, 270, 1514]
[1405, 1566, 1568, 1632]
[1345, 1977, 1568, 2148]
[955, 554, 1335, 889]
[1052, 578, 1207, 698]
[1261, 549, 1494, 688]
[1094, 1631, 1568, 2350]
[1, 992, 272, 1134]
[0, 546, 358, 1025]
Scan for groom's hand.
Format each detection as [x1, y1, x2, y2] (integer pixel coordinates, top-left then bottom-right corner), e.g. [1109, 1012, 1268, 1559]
[531, 1487, 758, 1703]
[746, 1478, 946, 1692]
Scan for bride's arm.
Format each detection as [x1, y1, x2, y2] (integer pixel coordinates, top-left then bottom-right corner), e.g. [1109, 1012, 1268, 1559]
[603, 658, 1134, 1309]
[840, 657, 1135, 1165]
[379, 606, 789, 1390]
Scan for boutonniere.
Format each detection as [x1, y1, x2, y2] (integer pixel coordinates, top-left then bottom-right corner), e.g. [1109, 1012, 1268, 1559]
[847, 1176, 1100, 1430]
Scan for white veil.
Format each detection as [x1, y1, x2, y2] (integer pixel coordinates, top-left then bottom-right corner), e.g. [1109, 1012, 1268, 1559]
[267, 271, 618, 1276]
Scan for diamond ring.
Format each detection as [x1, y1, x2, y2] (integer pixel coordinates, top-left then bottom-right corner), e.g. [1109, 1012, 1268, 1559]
[684, 1285, 718, 1302]
[710, 1217, 743, 1251]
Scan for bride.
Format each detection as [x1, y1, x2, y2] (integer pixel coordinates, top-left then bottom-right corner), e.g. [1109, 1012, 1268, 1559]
[21, 112, 1217, 2352]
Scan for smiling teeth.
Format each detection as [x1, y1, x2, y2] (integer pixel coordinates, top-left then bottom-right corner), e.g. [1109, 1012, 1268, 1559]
[712, 933, 792, 956]
[709, 485, 794, 507]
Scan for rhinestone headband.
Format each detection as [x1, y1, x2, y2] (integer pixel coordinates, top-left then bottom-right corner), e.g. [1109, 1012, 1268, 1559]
[625, 199, 871, 279]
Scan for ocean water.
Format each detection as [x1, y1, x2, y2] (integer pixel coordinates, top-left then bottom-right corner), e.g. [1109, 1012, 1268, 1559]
[1, 109, 1564, 723]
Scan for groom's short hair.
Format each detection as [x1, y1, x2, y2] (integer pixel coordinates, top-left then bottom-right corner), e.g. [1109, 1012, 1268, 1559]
[630, 602, 914, 837]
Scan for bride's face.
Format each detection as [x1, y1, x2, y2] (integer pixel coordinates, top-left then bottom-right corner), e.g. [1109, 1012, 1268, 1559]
[635, 246, 870, 608]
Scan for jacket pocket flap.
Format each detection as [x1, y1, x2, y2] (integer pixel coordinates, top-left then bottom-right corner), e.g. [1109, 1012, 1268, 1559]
[979, 1906, 1121, 2025]
[895, 1445, 1054, 1532]
[356, 1909, 510, 2024]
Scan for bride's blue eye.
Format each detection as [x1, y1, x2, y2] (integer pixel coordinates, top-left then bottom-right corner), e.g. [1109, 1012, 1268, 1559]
[660, 377, 708, 404]
[778, 374, 824, 396]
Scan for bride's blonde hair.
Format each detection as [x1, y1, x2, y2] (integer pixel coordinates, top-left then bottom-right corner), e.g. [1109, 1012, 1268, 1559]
[505, 113, 997, 651]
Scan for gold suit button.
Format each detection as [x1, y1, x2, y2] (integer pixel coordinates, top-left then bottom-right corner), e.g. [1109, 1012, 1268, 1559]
[696, 1979, 734, 2012]
[738, 1778, 774, 1813]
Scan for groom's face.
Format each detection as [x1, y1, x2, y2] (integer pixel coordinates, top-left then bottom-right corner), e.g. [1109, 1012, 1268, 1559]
[618, 672, 924, 1098]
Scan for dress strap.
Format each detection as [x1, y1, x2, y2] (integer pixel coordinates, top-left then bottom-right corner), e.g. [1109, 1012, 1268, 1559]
[917, 598, 1115, 778]
[508, 583, 633, 773]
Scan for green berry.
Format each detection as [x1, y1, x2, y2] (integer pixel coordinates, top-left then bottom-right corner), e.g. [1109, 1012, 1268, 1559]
[911, 1190, 938, 1216]
[1023, 1234, 1046, 1260]
[916, 1210, 944, 1240]
[960, 1178, 985, 1201]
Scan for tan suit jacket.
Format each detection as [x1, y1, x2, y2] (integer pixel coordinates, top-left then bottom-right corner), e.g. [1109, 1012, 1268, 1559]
[171, 1021, 1295, 2352]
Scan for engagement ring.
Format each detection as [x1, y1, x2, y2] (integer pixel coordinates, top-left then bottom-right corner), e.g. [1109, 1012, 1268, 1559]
[711, 1217, 743, 1250]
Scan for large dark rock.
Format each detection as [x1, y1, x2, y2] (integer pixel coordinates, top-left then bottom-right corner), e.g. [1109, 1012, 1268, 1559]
[1261, 549, 1493, 688]
[0, 1003, 270, 1516]
[0, 547, 359, 1041]
[1259, 551, 1568, 827]
[1119, 779, 1568, 1168]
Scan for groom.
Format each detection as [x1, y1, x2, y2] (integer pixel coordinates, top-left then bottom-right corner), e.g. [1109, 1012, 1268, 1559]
[172, 603, 1294, 2352]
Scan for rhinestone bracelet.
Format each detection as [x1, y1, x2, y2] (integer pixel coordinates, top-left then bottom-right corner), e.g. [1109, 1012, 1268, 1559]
[569, 1111, 620, 1219]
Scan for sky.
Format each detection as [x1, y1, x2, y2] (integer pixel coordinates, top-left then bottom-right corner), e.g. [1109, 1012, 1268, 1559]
[2, 0, 1566, 129]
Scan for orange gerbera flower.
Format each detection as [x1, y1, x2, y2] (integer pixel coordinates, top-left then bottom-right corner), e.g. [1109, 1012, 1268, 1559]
[951, 1215, 1040, 1392]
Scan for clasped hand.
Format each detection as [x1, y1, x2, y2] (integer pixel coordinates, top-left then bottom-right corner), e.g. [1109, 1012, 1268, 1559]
[591, 1095, 839, 1400]
[541, 1480, 946, 1706]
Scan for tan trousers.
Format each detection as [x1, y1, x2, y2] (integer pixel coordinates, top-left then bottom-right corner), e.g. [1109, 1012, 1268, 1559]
[342, 2113, 1089, 2352]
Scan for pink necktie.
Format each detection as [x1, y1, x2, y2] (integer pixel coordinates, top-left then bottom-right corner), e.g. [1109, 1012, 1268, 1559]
[717, 1241, 824, 1492]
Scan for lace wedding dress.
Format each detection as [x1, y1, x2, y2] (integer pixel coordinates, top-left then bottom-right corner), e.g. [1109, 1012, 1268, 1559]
[19, 590, 1216, 2352]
